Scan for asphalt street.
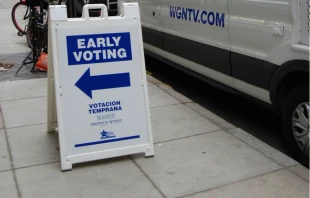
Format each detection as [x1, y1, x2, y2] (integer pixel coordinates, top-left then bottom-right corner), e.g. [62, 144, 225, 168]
[144, 55, 294, 160]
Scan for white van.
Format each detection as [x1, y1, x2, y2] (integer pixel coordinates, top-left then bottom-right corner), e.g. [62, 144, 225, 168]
[118, 0, 309, 166]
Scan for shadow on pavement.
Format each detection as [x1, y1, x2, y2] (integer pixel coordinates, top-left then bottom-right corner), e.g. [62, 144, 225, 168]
[144, 55, 294, 160]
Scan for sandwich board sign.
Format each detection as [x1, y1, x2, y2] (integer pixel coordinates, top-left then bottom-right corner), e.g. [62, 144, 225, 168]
[47, 3, 154, 171]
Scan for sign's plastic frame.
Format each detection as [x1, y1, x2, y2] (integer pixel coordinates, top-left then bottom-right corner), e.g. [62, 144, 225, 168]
[47, 3, 155, 171]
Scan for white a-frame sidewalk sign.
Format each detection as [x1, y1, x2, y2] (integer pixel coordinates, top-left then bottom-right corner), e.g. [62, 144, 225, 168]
[47, 3, 154, 171]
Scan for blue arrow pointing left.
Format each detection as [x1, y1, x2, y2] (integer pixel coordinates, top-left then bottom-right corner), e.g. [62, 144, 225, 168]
[75, 68, 131, 99]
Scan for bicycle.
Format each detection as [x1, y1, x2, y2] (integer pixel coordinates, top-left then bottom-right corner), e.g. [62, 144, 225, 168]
[15, 0, 62, 75]
[11, 1, 30, 35]
[25, 0, 47, 49]
[18, 0, 62, 48]
[11, 0, 63, 38]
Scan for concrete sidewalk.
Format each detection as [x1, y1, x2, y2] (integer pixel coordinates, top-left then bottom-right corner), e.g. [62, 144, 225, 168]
[0, 1, 46, 82]
[0, 76, 309, 198]
[0, 0, 309, 197]
[0, 0, 30, 54]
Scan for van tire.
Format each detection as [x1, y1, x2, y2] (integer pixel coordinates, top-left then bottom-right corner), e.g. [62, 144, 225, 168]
[282, 84, 309, 168]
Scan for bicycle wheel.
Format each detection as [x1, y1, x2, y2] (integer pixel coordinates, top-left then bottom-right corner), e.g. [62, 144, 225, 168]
[11, 2, 30, 34]
[26, 22, 33, 49]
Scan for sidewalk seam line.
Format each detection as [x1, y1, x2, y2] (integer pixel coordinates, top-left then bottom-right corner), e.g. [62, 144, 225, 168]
[184, 103, 237, 130]
[0, 106, 21, 198]
[150, 81, 290, 175]
[14, 161, 60, 171]
[7, 123, 221, 144]
[150, 103, 182, 109]
[149, 81, 232, 130]
[285, 166, 309, 182]
[186, 102, 292, 167]
[154, 129, 223, 144]
[156, 80, 288, 167]
[0, 168, 13, 173]
[129, 156, 167, 198]
[5, 122, 47, 130]
[151, 79, 290, 172]
[149, 80, 193, 104]
[150, 80, 293, 168]
[226, 129, 285, 167]
[176, 167, 287, 198]
[0, 95, 47, 103]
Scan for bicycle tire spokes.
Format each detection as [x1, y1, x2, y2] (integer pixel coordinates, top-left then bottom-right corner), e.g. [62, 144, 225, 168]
[23, 7, 30, 20]
[12, 2, 29, 33]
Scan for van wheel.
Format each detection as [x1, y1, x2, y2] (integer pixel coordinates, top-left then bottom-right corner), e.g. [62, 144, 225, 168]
[282, 84, 309, 167]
